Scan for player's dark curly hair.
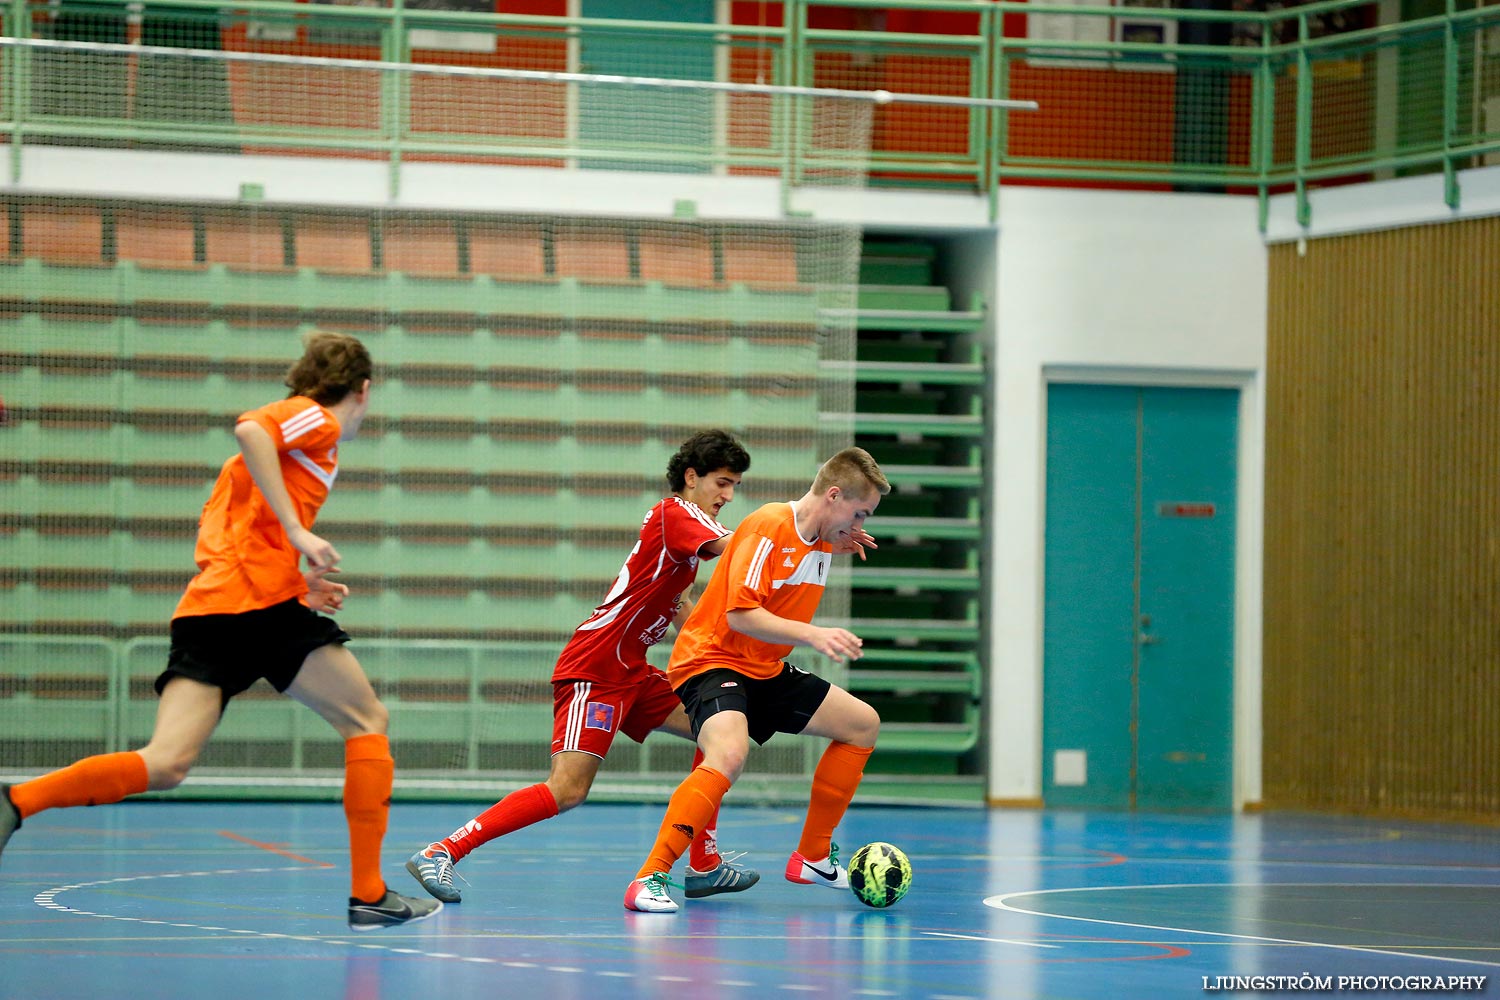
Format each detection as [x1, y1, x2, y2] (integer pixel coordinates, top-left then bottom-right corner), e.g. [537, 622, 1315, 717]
[667, 430, 751, 492]
[285, 331, 373, 406]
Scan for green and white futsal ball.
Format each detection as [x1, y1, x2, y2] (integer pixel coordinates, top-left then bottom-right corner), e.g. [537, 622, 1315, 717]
[848, 841, 912, 908]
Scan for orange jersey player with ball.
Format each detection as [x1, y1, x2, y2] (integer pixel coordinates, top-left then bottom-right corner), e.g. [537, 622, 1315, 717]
[625, 446, 889, 913]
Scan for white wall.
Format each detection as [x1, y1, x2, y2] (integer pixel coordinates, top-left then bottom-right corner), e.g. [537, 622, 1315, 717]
[990, 187, 1267, 808]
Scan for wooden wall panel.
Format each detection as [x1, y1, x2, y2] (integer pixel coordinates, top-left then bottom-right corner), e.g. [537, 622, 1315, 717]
[1264, 216, 1500, 819]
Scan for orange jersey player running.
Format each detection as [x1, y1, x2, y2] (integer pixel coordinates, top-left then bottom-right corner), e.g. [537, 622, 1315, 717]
[0, 332, 440, 931]
[624, 446, 889, 913]
[406, 431, 768, 904]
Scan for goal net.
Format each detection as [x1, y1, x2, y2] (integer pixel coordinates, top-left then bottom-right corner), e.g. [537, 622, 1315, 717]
[0, 12, 874, 802]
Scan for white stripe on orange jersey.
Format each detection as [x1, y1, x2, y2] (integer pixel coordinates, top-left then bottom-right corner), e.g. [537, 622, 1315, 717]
[288, 448, 336, 488]
[280, 407, 326, 443]
[745, 536, 774, 589]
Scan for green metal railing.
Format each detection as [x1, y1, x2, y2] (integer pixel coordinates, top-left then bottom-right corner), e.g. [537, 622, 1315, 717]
[2, 0, 1499, 227]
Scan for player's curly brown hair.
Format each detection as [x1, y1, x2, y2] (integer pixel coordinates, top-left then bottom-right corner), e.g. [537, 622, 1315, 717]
[284, 331, 373, 406]
[666, 430, 751, 492]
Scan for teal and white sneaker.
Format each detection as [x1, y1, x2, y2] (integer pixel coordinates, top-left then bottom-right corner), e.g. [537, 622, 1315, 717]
[405, 844, 462, 903]
[623, 872, 680, 913]
[684, 853, 760, 899]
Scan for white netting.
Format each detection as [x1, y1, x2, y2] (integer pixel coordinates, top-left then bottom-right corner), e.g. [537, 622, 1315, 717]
[0, 25, 879, 798]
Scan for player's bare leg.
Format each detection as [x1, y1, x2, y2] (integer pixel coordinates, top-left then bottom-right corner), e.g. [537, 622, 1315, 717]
[289, 645, 441, 930]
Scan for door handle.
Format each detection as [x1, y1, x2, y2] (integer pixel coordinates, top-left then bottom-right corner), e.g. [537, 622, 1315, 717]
[1138, 615, 1160, 645]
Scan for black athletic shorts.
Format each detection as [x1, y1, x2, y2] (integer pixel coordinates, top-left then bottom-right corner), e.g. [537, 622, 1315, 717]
[158, 598, 351, 702]
[676, 662, 832, 745]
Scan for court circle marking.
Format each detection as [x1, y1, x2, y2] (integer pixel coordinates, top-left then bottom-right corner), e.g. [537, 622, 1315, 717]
[985, 882, 1500, 970]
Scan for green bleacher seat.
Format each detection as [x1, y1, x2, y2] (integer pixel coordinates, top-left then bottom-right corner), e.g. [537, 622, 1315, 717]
[881, 463, 982, 489]
[856, 285, 951, 312]
[847, 412, 983, 437]
[856, 336, 946, 364]
[855, 387, 949, 415]
[864, 491, 944, 518]
[845, 566, 981, 592]
[857, 241, 936, 286]
[8, 423, 130, 464]
[0, 634, 121, 763]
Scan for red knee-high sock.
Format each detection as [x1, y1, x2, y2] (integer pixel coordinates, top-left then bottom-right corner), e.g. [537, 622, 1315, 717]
[797, 742, 873, 861]
[344, 734, 393, 904]
[635, 765, 730, 881]
[8, 751, 149, 819]
[686, 747, 723, 872]
[437, 783, 559, 864]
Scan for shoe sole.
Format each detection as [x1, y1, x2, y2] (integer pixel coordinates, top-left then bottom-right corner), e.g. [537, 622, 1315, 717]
[348, 899, 443, 932]
[404, 857, 462, 903]
[624, 901, 679, 913]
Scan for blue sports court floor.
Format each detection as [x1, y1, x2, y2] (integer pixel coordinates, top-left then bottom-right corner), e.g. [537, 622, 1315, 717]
[1, 801, 1497, 999]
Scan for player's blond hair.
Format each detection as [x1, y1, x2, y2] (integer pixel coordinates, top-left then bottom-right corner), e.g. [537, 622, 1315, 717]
[812, 447, 890, 498]
[285, 331, 373, 406]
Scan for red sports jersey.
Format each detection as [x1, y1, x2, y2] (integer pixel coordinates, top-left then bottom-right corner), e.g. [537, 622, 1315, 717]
[552, 496, 729, 682]
[174, 396, 341, 619]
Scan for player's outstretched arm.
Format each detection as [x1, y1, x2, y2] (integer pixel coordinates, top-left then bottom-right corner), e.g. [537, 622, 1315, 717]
[235, 420, 341, 571]
[726, 608, 864, 662]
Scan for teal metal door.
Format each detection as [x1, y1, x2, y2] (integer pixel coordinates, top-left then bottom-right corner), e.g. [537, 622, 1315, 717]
[579, 0, 715, 173]
[1043, 383, 1237, 810]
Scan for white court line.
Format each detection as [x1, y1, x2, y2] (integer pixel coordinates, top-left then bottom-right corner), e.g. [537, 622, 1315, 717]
[31, 865, 988, 996]
[922, 931, 1058, 949]
[985, 882, 1500, 970]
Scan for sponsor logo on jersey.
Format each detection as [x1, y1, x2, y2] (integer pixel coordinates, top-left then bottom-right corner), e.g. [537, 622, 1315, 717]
[772, 550, 833, 590]
[638, 613, 672, 648]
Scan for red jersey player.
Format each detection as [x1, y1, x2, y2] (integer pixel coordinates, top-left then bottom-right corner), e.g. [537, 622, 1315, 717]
[406, 431, 760, 903]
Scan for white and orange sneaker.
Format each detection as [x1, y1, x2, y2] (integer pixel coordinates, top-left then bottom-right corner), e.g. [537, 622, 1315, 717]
[785, 842, 848, 890]
[624, 872, 680, 913]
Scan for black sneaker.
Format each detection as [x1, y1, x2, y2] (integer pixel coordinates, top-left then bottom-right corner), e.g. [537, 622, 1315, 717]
[347, 888, 442, 931]
[0, 785, 20, 867]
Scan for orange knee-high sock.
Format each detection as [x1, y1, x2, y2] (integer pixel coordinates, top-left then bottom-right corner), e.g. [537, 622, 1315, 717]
[344, 734, 394, 904]
[635, 765, 730, 881]
[8, 751, 149, 819]
[797, 742, 873, 861]
[686, 748, 723, 872]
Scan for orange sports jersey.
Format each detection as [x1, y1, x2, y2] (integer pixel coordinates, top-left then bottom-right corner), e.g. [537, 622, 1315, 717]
[173, 396, 342, 619]
[667, 501, 833, 687]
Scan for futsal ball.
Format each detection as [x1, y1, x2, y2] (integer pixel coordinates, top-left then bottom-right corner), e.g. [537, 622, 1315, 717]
[848, 841, 912, 908]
